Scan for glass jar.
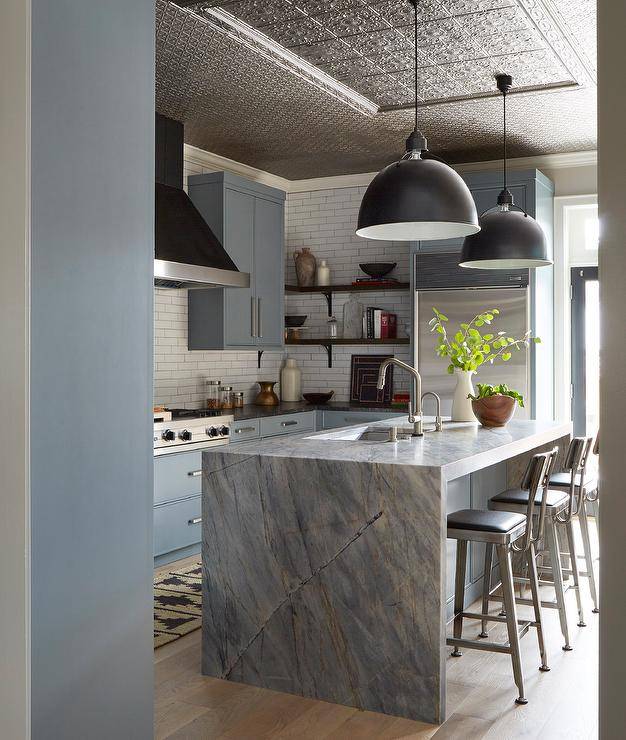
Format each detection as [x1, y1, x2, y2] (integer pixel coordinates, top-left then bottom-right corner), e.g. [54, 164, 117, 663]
[205, 379, 221, 409]
[219, 385, 234, 409]
[327, 315, 339, 339]
[233, 391, 244, 409]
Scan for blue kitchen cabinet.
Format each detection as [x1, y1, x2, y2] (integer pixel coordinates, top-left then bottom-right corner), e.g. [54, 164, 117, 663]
[187, 171, 285, 350]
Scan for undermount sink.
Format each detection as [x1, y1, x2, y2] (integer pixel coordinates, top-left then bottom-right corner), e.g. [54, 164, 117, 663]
[310, 425, 421, 443]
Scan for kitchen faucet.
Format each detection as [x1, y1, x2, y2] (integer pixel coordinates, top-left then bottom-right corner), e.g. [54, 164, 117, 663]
[377, 358, 423, 436]
[421, 391, 443, 432]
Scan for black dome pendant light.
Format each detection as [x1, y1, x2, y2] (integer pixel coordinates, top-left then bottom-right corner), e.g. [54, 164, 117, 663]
[459, 74, 551, 269]
[356, 0, 479, 241]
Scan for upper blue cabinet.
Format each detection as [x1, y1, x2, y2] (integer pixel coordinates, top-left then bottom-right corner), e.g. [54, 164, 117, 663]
[187, 172, 285, 350]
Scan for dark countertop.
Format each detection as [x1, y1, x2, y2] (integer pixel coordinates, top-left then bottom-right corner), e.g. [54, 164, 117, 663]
[230, 400, 403, 421]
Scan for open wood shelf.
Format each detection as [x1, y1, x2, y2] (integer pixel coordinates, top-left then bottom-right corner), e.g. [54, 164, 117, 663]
[284, 337, 409, 367]
[285, 282, 409, 316]
[285, 283, 409, 293]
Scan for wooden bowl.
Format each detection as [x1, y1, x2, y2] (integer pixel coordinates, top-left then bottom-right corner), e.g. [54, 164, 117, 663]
[471, 395, 516, 427]
[302, 391, 334, 404]
[285, 315, 307, 327]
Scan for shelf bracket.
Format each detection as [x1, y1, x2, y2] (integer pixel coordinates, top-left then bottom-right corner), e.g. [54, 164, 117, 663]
[321, 343, 333, 368]
[257, 350, 264, 369]
[323, 290, 333, 316]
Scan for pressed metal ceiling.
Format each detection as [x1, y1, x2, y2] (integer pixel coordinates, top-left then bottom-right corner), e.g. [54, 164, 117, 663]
[156, 0, 597, 179]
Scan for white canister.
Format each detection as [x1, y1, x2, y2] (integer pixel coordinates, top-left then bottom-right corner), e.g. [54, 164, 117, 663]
[280, 357, 302, 402]
[316, 259, 330, 286]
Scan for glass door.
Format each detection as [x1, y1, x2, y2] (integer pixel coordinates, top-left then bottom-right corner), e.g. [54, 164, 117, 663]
[571, 267, 599, 436]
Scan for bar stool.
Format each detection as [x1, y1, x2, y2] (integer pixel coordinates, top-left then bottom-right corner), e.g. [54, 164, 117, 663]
[549, 435, 599, 613]
[447, 449, 556, 705]
[488, 438, 588, 651]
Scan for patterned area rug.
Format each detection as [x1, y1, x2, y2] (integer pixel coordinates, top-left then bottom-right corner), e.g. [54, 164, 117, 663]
[154, 562, 202, 649]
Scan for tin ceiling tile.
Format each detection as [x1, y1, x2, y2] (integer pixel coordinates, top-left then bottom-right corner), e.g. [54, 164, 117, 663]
[314, 6, 390, 36]
[263, 18, 336, 47]
[162, 0, 596, 179]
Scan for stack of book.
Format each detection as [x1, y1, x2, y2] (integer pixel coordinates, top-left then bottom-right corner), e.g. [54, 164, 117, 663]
[352, 277, 399, 288]
[363, 307, 398, 339]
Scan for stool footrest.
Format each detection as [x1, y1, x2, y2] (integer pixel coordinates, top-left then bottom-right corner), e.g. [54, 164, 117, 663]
[460, 611, 537, 630]
[447, 637, 512, 655]
[488, 594, 561, 610]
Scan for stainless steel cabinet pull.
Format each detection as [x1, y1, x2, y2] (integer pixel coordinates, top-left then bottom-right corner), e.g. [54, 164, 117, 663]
[234, 426, 257, 434]
[187, 470, 202, 477]
[281, 420, 298, 427]
[251, 296, 257, 337]
[188, 517, 202, 525]
[257, 297, 263, 338]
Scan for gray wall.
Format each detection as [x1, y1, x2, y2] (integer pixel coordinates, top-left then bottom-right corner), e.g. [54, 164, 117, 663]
[0, 1, 31, 736]
[30, 1, 154, 737]
[598, 1, 626, 737]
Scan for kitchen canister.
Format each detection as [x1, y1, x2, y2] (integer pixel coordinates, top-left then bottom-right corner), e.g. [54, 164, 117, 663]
[205, 379, 221, 409]
[316, 259, 330, 286]
[280, 357, 302, 402]
[219, 385, 234, 409]
[294, 247, 316, 287]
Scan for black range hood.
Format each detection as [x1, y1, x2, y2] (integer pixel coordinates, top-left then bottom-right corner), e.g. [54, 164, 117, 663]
[154, 114, 249, 289]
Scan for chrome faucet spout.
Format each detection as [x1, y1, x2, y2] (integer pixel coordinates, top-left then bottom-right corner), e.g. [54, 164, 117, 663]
[376, 358, 423, 436]
[421, 391, 443, 432]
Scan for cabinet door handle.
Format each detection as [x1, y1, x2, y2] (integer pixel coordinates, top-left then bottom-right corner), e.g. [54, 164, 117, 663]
[281, 420, 298, 427]
[251, 296, 257, 337]
[187, 470, 202, 477]
[257, 297, 263, 338]
[234, 426, 257, 434]
[188, 517, 202, 525]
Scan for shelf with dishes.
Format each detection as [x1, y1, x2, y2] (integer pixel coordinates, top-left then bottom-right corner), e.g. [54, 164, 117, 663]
[284, 336, 410, 368]
[285, 281, 409, 316]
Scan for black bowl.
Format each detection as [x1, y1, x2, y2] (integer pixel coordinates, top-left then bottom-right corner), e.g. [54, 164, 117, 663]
[285, 315, 307, 327]
[359, 262, 397, 279]
[303, 391, 334, 404]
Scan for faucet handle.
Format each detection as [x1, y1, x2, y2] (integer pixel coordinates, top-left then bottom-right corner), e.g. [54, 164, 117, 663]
[407, 401, 415, 424]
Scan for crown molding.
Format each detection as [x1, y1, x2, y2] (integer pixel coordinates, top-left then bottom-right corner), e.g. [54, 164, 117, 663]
[184, 144, 597, 194]
[183, 144, 291, 192]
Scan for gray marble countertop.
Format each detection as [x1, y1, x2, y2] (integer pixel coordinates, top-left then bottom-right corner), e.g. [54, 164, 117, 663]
[211, 417, 571, 481]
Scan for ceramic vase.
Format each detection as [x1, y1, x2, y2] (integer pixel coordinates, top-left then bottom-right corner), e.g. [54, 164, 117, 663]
[451, 369, 476, 422]
[294, 247, 316, 287]
[316, 259, 330, 286]
[280, 358, 302, 402]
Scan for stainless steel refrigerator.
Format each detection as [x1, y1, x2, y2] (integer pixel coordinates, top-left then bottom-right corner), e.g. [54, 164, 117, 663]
[417, 288, 530, 419]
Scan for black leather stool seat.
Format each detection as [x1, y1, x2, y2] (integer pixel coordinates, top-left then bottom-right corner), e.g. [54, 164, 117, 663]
[491, 487, 569, 508]
[447, 509, 526, 534]
[549, 471, 597, 490]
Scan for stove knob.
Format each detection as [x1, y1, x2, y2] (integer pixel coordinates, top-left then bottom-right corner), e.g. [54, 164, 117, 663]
[207, 427, 219, 437]
[178, 430, 192, 441]
[219, 426, 229, 436]
[161, 429, 176, 442]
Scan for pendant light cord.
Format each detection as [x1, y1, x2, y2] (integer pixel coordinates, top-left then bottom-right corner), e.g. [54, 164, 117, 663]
[414, 1, 418, 135]
[502, 88, 507, 193]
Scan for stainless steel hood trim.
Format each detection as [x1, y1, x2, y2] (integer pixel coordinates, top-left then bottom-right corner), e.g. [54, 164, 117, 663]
[154, 259, 250, 289]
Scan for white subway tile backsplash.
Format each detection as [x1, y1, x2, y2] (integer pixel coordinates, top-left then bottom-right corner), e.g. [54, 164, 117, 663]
[153, 163, 412, 409]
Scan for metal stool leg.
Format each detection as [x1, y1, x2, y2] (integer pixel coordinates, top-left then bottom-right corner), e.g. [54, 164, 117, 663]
[497, 544, 527, 705]
[579, 500, 599, 613]
[545, 517, 572, 650]
[565, 520, 586, 627]
[527, 542, 550, 672]
[480, 543, 494, 638]
[451, 540, 468, 657]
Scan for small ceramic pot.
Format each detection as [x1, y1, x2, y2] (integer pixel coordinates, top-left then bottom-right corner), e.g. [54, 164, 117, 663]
[471, 395, 516, 427]
[254, 381, 280, 406]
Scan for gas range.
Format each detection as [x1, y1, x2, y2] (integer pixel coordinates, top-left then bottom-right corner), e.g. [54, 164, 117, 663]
[153, 408, 233, 456]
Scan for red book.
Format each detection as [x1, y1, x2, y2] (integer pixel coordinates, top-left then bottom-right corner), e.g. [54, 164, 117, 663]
[380, 312, 390, 339]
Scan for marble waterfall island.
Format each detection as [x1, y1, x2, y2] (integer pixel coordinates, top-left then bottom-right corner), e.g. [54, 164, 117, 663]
[201, 418, 570, 724]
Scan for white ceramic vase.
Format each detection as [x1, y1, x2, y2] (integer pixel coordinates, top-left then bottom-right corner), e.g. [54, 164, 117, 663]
[280, 357, 302, 402]
[451, 369, 476, 422]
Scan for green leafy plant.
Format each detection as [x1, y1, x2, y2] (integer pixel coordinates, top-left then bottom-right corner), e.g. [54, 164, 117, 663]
[468, 383, 525, 408]
[429, 306, 540, 374]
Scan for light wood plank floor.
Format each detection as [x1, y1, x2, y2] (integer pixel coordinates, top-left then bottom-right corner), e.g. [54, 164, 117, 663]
[155, 554, 598, 739]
